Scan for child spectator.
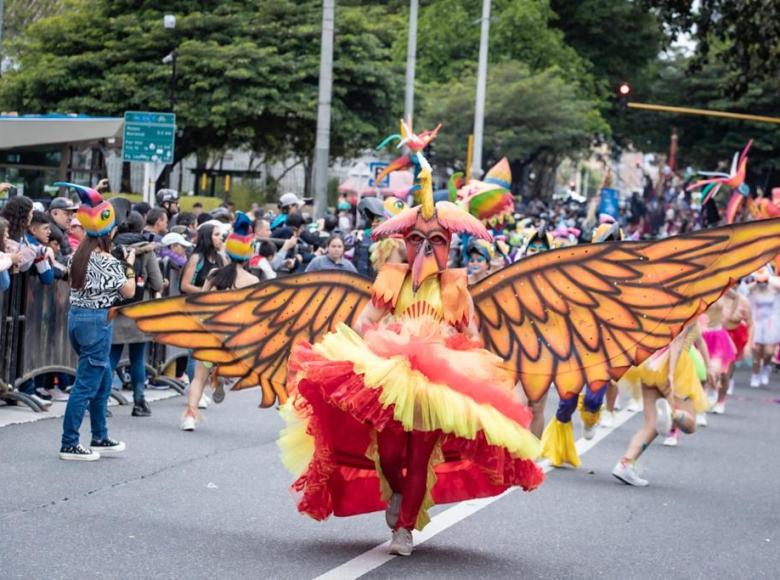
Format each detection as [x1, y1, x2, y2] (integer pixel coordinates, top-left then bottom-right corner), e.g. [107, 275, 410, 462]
[0, 216, 22, 291]
[249, 240, 277, 280]
[25, 211, 55, 285]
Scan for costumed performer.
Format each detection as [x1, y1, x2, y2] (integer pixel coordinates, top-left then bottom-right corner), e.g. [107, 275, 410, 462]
[745, 266, 780, 389]
[613, 319, 711, 486]
[700, 297, 737, 414]
[722, 286, 751, 394]
[116, 123, 780, 554]
[180, 213, 258, 431]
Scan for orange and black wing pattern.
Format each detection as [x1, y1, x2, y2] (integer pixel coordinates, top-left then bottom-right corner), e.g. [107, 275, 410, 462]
[471, 219, 780, 402]
[120, 271, 372, 407]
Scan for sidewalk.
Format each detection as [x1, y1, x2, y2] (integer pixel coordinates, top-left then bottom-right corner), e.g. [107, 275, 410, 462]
[0, 388, 180, 428]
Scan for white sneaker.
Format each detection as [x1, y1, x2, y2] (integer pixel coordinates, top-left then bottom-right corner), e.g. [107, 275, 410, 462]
[180, 413, 197, 431]
[707, 389, 719, 405]
[655, 399, 673, 435]
[385, 493, 402, 529]
[627, 399, 642, 412]
[750, 374, 761, 388]
[696, 413, 708, 427]
[712, 402, 726, 415]
[663, 433, 679, 447]
[198, 394, 210, 409]
[50, 387, 70, 402]
[727, 377, 735, 395]
[612, 460, 649, 487]
[389, 528, 413, 556]
[59, 444, 100, 461]
[761, 367, 770, 386]
[583, 425, 596, 440]
[600, 411, 614, 428]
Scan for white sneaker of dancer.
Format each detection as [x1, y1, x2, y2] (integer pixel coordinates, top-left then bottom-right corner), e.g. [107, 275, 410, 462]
[727, 377, 735, 395]
[655, 399, 673, 435]
[696, 413, 708, 427]
[600, 410, 614, 428]
[750, 373, 761, 388]
[761, 366, 771, 386]
[389, 528, 413, 556]
[612, 460, 649, 487]
[712, 402, 726, 415]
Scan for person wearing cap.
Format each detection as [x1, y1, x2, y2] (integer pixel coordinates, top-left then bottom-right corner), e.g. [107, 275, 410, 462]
[160, 231, 192, 269]
[271, 192, 306, 232]
[56, 182, 135, 461]
[180, 212, 259, 431]
[48, 196, 78, 257]
[466, 238, 495, 285]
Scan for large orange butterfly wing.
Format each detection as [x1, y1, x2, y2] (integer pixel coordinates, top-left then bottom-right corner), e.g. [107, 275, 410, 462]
[119, 271, 372, 407]
[471, 219, 780, 402]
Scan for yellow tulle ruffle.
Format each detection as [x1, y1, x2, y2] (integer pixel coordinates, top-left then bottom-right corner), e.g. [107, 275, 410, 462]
[540, 418, 581, 468]
[314, 324, 541, 461]
[618, 348, 708, 413]
[577, 393, 601, 429]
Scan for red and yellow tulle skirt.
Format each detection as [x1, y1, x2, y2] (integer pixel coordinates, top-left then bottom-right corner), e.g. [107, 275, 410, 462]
[278, 319, 544, 529]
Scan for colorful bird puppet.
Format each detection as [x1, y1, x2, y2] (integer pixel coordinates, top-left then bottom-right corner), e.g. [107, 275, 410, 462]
[449, 157, 515, 227]
[54, 181, 115, 237]
[687, 140, 752, 220]
[120, 130, 780, 411]
[118, 125, 780, 536]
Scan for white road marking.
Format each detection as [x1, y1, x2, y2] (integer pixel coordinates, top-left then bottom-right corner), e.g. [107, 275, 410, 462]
[314, 408, 637, 580]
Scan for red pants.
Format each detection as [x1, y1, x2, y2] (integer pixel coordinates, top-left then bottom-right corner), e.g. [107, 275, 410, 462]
[377, 422, 439, 530]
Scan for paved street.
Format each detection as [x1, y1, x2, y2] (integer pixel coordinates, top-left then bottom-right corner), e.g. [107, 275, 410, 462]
[1, 367, 778, 580]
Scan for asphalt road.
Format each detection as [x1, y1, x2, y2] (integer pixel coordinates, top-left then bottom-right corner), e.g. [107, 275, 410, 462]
[0, 367, 778, 579]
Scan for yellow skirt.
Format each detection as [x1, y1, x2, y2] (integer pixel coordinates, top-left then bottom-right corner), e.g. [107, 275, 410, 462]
[619, 348, 708, 413]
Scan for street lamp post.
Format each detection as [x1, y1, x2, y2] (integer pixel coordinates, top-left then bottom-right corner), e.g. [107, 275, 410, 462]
[163, 15, 177, 112]
[471, 0, 491, 179]
[312, 0, 335, 220]
[404, 0, 419, 124]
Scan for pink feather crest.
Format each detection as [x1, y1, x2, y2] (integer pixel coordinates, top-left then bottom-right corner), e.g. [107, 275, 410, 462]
[372, 207, 420, 240]
[435, 202, 492, 241]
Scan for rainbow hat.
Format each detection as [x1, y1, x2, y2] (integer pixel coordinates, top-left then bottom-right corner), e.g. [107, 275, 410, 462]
[225, 211, 253, 262]
[54, 182, 115, 237]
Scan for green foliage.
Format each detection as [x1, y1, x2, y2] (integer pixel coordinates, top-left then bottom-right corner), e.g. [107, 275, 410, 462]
[414, 0, 591, 87]
[646, 0, 780, 95]
[420, 62, 607, 169]
[621, 50, 780, 173]
[0, 0, 402, 173]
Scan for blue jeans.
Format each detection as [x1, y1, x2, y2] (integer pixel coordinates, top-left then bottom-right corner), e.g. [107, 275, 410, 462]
[61, 307, 114, 448]
[109, 342, 147, 403]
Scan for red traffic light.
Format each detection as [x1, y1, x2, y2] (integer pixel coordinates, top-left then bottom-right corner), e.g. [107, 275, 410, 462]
[618, 82, 631, 96]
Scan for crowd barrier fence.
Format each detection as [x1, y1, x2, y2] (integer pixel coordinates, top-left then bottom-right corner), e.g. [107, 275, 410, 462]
[0, 263, 188, 413]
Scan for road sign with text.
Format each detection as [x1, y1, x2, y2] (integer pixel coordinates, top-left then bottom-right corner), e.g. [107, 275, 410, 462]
[122, 111, 176, 164]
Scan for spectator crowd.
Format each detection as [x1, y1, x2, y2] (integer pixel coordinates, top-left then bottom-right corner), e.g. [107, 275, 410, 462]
[0, 168, 759, 414]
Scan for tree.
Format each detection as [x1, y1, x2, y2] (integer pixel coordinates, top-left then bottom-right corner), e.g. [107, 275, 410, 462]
[645, 0, 780, 95]
[419, 62, 608, 196]
[0, 0, 402, 193]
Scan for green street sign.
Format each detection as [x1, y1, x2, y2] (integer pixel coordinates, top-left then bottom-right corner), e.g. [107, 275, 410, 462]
[122, 111, 176, 164]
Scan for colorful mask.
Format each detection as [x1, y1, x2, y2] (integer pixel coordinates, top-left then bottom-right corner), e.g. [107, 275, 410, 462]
[54, 182, 115, 237]
[373, 150, 491, 292]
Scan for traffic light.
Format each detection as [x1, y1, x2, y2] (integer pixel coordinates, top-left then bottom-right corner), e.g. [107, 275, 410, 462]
[617, 82, 631, 109]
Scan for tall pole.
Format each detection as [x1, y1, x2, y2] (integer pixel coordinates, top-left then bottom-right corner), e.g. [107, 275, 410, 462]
[471, 0, 491, 179]
[403, 0, 419, 125]
[0, 0, 5, 74]
[313, 0, 335, 219]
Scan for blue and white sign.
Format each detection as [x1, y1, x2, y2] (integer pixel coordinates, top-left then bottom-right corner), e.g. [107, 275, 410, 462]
[597, 187, 620, 219]
[369, 161, 390, 188]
